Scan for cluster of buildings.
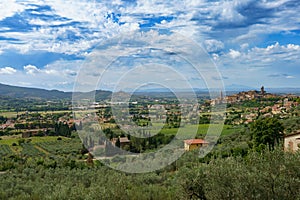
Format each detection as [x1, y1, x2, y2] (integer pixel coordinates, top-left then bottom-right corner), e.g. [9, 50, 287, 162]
[211, 86, 277, 105]
[237, 97, 298, 125]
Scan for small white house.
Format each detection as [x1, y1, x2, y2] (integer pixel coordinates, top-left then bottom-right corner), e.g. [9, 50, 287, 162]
[284, 132, 300, 152]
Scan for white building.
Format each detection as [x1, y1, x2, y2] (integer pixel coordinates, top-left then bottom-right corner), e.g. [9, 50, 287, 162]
[284, 132, 300, 152]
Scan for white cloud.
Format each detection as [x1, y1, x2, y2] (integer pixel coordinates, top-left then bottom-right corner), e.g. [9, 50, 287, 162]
[212, 53, 219, 61]
[228, 49, 241, 59]
[0, 0, 25, 20]
[286, 75, 295, 79]
[0, 67, 17, 74]
[45, 0, 109, 29]
[24, 65, 41, 75]
[218, 1, 246, 23]
[204, 39, 224, 53]
[261, 0, 291, 9]
[287, 44, 300, 50]
[0, 60, 82, 91]
[215, 42, 300, 87]
[119, 23, 140, 33]
[240, 43, 249, 50]
[223, 43, 300, 66]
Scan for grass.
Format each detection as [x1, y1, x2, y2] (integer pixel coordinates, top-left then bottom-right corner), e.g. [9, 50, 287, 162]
[159, 124, 240, 135]
[0, 136, 75, 155]
[0, 110, 72, 118]
[0, 111, 25, 118]
[0, 136, 70, 146]
[144, 124, 242, 138]
[99, 123, 117, 129]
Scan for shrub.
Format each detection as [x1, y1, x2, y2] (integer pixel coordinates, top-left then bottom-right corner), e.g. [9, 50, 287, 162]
[18, 139, 25, 146]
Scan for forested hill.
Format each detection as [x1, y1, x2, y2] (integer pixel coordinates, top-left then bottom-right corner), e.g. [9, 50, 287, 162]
[0, 83, 112, 100]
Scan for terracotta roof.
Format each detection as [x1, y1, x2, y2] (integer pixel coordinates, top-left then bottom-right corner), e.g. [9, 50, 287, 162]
[112, 137, 130, 143]
[184, 139, 209, 145]
[119, 137, 130, 143]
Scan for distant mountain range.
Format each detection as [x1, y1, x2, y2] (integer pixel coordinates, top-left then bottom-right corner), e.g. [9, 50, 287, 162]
[0, 83, 112, 100]
[0, 83, 299, 100]
[225, 84, 256, 91]
[132, 84, 256, 93]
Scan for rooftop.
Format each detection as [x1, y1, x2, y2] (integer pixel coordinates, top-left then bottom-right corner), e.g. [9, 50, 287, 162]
[184, 139, 209, 145]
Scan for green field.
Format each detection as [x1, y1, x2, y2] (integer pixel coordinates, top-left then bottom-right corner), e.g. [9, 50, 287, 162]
[0, 136, 82, 157]
[0, 136, 69, 146]
[0, 110, 72, 118]
[150, 124, 241, 137]
[0, 111, 26, 118]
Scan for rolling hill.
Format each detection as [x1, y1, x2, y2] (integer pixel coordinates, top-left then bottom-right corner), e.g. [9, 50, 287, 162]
[0, 83, 112, 100]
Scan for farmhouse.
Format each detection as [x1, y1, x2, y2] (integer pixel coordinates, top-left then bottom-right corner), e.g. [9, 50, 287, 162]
[112, 137, 130, 148]
[184, 139, 209, 151]
[284, 132, 300, 152]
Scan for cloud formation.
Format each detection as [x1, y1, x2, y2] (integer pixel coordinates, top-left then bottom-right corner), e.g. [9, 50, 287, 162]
[0, 0, 299, 89]
[0, 67, 17, 74]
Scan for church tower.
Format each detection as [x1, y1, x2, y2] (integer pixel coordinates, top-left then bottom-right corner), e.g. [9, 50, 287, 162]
[261, 86, 265, 95]
[220, 91, 223, 100]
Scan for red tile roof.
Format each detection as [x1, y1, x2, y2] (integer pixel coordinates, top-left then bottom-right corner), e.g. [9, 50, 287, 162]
[184, 139, 209, 145]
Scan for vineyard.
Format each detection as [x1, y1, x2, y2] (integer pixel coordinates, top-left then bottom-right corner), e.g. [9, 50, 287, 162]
[0, 137, 84, 157]
[0, 144, 14, 157]
[36, 139, 83, 155]
[21, 143, 44, 157]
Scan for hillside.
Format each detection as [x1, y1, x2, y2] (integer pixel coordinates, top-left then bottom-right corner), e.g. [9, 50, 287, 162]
[0, 83, 112, 100]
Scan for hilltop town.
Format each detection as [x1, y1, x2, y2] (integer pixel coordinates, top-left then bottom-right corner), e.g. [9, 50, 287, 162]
[210, 86, 299, 125]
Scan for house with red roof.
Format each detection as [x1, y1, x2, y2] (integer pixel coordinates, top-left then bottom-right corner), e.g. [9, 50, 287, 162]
[184, 139, 209, 151]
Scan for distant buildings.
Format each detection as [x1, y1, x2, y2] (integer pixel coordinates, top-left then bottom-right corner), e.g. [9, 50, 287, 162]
[22, 128, 52, 138]
[211, 86, 278, 105]
[0, 120, 15, 130]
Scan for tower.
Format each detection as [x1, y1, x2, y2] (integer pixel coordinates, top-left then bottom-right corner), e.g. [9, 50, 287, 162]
[261, 86, 265, 95]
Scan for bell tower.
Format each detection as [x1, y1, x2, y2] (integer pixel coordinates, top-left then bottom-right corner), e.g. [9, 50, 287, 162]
[261, 86, 265, 95]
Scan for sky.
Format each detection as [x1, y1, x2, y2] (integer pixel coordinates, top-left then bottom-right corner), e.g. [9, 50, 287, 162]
[0, 0, 300, 91]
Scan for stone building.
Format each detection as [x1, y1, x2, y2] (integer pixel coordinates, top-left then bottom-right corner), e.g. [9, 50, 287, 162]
[284, 132, 300, 152]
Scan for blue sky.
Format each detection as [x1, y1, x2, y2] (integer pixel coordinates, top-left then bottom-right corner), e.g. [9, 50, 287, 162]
[0, 0, 300, 91]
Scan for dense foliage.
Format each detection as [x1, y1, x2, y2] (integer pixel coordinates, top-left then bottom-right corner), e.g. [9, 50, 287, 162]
[0, 148, 299, 199]
[0, 96, 70, 112]
[250, 117, 284, 151]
